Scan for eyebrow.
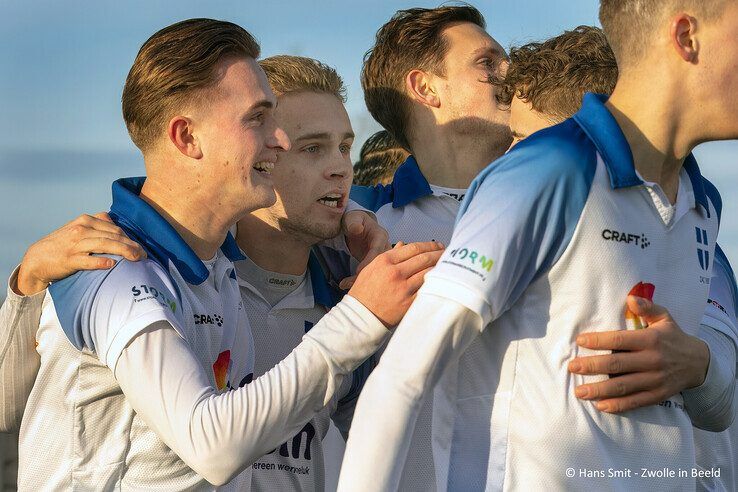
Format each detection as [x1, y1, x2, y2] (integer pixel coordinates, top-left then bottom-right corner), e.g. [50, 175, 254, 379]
[294, 131, 355, 142]
[246, 99, 274, 112]
[471, 45, 505, 58]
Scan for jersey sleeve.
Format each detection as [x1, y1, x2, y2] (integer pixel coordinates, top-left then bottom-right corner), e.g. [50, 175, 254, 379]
[0, 266, 45, 432]
[420, 132, 596, 326]
[48, 256, 183, 370]
[683, 244, 738, 430]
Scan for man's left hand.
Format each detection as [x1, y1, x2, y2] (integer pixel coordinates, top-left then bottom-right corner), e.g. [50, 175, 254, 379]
[340, 210, 390, 289]
[568, 295, 710, 413]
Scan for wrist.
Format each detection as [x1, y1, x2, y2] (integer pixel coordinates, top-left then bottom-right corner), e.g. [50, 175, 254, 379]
[15, 262, 49, 296]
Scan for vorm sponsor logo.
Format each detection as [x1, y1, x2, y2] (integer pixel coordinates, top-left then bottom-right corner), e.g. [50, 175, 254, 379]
[131, 284, 177, 312]
[601, 229, 650, 249]
[193, 314, 224, 327]
[448, 247, 494, 272]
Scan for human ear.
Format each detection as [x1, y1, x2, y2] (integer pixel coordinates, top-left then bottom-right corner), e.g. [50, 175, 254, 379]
[167, 115, 203, 159]
[406, 69, 441, 108]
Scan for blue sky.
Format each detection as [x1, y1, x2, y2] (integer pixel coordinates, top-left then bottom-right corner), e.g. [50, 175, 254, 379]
[0, 0, 736, 283]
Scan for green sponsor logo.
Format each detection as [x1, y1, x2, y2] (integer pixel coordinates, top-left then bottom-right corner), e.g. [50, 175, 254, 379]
[449, 248, 494, 272]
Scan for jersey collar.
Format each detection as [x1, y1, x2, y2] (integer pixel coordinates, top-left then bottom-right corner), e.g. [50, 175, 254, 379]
[109, 177, 245, 285]
[391, 155, 433, 208]
[572, 93, 709, 213]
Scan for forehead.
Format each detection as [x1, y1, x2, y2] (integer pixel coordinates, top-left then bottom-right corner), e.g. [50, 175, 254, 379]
[274, 91, 353, 138]
[441, 22, 505, 59]
[211, 57, 275, 106]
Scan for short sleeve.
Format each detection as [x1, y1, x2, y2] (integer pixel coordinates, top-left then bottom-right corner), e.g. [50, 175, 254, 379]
[420, 124, 597, 325]
[48, 256, 184, 369]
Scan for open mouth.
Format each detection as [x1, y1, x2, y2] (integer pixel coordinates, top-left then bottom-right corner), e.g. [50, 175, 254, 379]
[253, 161, 275, 175]
[317, 192, 345, 209]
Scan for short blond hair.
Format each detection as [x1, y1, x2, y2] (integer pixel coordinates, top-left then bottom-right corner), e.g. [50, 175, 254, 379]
[122, 18, 260, 152]
[259, 55, 346, 101]
[599, 0, 727, 65]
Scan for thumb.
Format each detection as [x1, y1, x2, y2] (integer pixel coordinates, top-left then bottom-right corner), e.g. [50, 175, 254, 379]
[626, 295, 670, 324]
[343, 212, 365, 235]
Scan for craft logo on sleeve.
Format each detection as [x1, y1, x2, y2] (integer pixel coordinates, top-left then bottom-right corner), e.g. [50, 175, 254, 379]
[131, 284, 177, 312]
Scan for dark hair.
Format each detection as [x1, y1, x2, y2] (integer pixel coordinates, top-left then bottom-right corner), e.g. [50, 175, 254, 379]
[362, 4, 485, 150]
[353, 130, 409, 186]
[494, 26, 617, 121]
[122, 18, 260, 152]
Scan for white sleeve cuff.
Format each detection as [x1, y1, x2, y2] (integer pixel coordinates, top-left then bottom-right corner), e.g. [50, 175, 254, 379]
[420, 274, 492, 328]
[6, 265, 47, 308]
[106, 309, 183, 371]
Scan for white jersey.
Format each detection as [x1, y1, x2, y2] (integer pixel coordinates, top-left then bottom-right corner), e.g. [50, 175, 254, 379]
[340, 93, 728, 491]
[235, 253, 356, 492]
[18, 177, 255, 491]
[350, 157, 466, 491]
[694, 244, 738, 492]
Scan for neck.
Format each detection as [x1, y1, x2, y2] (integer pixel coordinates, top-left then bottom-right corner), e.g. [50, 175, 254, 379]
[410, 130, 507, 189]
[139, 172, 233, 260]
[235, 213, 311, 275]
[605, 77, 696, 203]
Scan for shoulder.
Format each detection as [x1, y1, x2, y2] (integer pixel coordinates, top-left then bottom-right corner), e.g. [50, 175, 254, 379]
[462, 120, 598, 216]
[350, 183, 394, 212]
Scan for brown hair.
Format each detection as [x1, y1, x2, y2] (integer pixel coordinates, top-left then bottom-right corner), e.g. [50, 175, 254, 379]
[361, 4, 485, 150]
[495, 26, 617, 121]
[353, 130, 410, 186]
[599, 0, 727, 65]
[259, 55, 346, 102]
[122, 18, 260, 152]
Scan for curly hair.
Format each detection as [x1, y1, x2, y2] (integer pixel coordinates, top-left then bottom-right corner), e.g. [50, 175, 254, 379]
[353, 130, 409, 186]
[494, 26, 617, 121]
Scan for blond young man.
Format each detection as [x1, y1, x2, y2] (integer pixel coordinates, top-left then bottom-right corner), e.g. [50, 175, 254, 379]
[342, 2, 738, 489]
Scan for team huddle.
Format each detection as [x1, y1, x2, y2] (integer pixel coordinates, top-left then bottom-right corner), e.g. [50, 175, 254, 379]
[1, 2, 737, 491]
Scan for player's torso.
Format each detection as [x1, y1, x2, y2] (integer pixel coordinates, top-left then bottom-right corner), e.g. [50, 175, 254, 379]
[19, 258, 254, 491]
[239, 273, 338, 492]
[450, 158, 718, 491]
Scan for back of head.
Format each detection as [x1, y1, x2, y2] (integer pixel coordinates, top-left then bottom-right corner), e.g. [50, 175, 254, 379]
[122, 18, 260, 153]
[599, 0, 727, 67]
[354, 130, 409, 186]
[497, 26, 617, 122]
[259, 55, 346, 101]
[362, 4, 485, 150]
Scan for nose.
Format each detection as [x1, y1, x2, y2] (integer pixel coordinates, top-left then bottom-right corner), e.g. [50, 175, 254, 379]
[266, 117, 291, 152]
[325, 149, 352, 181]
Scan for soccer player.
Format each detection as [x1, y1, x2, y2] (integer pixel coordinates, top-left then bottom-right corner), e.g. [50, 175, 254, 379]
[499, 25, 737, 491]
[340, 1, 738, 489]
[4, 19, 441, 490]
[352, 130, 409, 186]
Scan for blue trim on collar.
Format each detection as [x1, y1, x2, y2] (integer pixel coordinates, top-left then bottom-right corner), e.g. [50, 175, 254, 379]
[391, 156, 433, 208]
[308, 251, 338, 308]
[109, 177, 245, 285]
[573, 93, 709, 212]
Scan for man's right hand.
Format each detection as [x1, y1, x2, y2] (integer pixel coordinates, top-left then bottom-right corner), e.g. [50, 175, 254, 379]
[348, 241, 444, 327]
[15, 213, 146, 296]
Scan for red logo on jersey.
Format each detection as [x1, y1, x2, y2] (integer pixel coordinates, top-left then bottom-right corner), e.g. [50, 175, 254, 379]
[624, 282, 655, 330]
[213, 350, 231, 390]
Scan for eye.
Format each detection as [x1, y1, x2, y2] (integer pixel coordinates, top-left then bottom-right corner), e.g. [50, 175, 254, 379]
[304, 145, 319, 154]
[339, 143, 352, 154]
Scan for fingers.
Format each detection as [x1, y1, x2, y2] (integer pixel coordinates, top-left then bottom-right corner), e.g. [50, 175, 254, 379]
[91, 212, 114, 223]
[75, 237, 146, 262]
[73, 255, 117, 271]
[574, 372, 666, 403]
[343, 211, 366, 236]
[593, 389, 666, 413]
[576, 329, 656, 351]
[386, 241, 444, 264]
[396, 248, 444, 278]
[405, 265, 437, 294]
[626, 295, 670, 324]
[568, 351, 656, 376]
[68, 213, 125, 236]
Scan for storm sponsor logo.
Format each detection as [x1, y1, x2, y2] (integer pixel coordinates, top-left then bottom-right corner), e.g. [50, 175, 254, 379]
[131, 284, 177, 312]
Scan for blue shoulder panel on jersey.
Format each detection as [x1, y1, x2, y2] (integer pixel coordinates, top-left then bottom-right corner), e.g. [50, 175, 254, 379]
[702, 177, 722, 225]
[308, 251, 340, 308]
[48, 255, 124, 351]
[109, 177, 245, 286]
[459, 118, 597, 303]
[350, 155, 432, 211]
[714, 244, 738, 317]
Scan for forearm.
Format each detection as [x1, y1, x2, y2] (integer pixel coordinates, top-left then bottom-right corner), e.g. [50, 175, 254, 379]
[116, 296, 387, 486]
[0, 267, 45, 431]
[683, 324, 737, 431]
[338, 294, 483, 492]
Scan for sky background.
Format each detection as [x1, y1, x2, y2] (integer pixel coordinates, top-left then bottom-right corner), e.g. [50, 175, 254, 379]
[0, 0, 736, 292]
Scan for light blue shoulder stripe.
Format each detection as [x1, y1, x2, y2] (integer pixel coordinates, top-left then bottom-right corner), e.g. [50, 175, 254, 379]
[459, 119, 597, 304]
